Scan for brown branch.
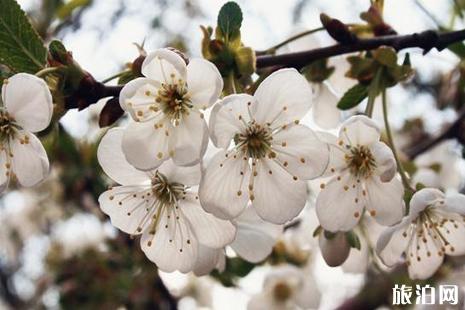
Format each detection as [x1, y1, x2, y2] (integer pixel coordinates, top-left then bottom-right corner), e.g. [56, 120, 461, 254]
[404, 106, 465, 159]
[256, 29, 465, 69]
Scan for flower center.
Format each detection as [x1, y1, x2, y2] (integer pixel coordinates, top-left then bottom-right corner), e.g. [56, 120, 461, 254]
[0, 110, 18, 142]
[235, 122, 273, 159]
[273, 282, 292, 302]
[156, 80, 192, 124]
[151, 172, 185, 205]
[346, 145, 376, 178]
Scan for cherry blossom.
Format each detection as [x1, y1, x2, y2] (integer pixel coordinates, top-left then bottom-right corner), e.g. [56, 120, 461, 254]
[119, 48, 223, 170]
[0, 73, 53, 192]
[376, 188, 465, 280]
[200, 68, 329, 224]
[193, 207, 283, 275]
[316, 115, 405, 232]
[97, 128, 235, 273]
[247, 265, 321, 310]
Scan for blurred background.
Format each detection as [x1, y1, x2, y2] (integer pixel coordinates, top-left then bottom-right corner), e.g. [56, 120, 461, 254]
[2, 0, 465, 309]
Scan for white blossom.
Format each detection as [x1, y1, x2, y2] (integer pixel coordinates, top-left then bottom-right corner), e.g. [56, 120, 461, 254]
[119, 48, 223, 170]
[316, 115, 405, 232]
[200, 68, 329, 224]
[97, 128, 235, 273]
[193, 207, 283, 276]
[247, 265, 321, 310]
[376, 188, 465, 280]
[0, 73, 53, 191]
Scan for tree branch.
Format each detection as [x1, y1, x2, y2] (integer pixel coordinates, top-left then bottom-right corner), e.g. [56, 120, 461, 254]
[256, 29, 465, 69]
[404, 106, 465, 159]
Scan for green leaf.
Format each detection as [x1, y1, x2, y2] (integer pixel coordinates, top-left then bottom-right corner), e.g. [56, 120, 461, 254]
[0, 0, 46, 73]
[217, 1, 242, 41]
[337, 83, 368, 110]
[345, 231, 361, 250]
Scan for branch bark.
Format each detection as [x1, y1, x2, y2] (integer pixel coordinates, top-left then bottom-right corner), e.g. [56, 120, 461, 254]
[256, 29, 465, 69]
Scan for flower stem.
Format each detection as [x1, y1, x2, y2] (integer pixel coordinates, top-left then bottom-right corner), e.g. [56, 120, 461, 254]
[381, 89, 414, 191]
[256, 27, 325, 55]
[35, 67, 62, 77]
[101, 70, 131, 84]
[228, 73, 237, 94]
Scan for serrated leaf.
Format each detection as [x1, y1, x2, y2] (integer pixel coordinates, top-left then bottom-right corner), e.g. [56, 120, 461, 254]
[0, 0, 47, 73]
[337, 83, 368, 110]
[217, 1, 242, 41]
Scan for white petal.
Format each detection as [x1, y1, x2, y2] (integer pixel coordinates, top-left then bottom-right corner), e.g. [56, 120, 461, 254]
[436, 213, 465, 256]
[412, 168, 440, 188]
[170, 111, 208, 166]
[376, 217, 412, 267]
[444, 193, 465, 215]
[409, 188, 444, 218]
[407, 226, 444, 280]
[317, 132, 348, 178]
[2, 73, 52, 132]
[180, 196, 236, 248]
[157, 160, 201, 186]
[341, 235, 369, 273]
[365, 177, 404, 226]
[140, 208, 198, 273]
[141, 48, 187, 83]
[312, 82, 341, 129]
[122, 119, 172, 170]
[339, 115, 380, 146]
[118, 77, 161, 122]
[252, 158, 307, 224]
[209, 94, 256, 149]
[97, 128, 150, 186]
[0, 150, 9, 192]
[316, 173, 364, 232]
[187, 58, 223, 110]
[248, 292, 286, 310]
[193, 245, 223, 276]
[318, 232, 351, 267]
[231, 207, 283, 263]
[294, 273, 321, 309]
[10, 132, 49, 187]
[272, 124, 329, 179]
[98, 186, 153, 235]
[253, 68, 312, 128]
[199, 151, 250, 220]
[369, 142, 396, 182]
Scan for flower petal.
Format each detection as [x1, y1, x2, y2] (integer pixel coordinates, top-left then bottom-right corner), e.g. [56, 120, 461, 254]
[365, 177, 404, 226]
[252, 158, 307, 224]
[98, 186, 153, 235]
[199, 150, 250, 220]
[253, 68, 312, 128]
[187, 58, 223, 110]
[316, 173, 365, 232]
[118, 77, 161, 122]
[272, 124, 329, 179]
[157, 160, 201, 186]
[339, 115, 380, 146]
[180, 195, 236, 248]
[369, 142, 396, 182]
[97, 128, 150, 186]
[407, 226, 444, 280]
[318, 232, 351, 267]
[231, 207, 283, 263]
[376, 217, 412, 267]
[10, 132, 49, 187]
[409, 188, 444, 219]
[444, 193, 465, 215]
[193, 245, 223, 276]
[122, 118, 172, 170]
[341, 235, 369, 273]
[312, 82, 341, 129]
[170, 111, 208, 166]
[294, 272, 321, 309]
[0, 150, 9, 192]
[209, 94, 256, 149]
[141, 48, 187, 83]
[140, 207, 198, 273]
[2, 73, 52, 132]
